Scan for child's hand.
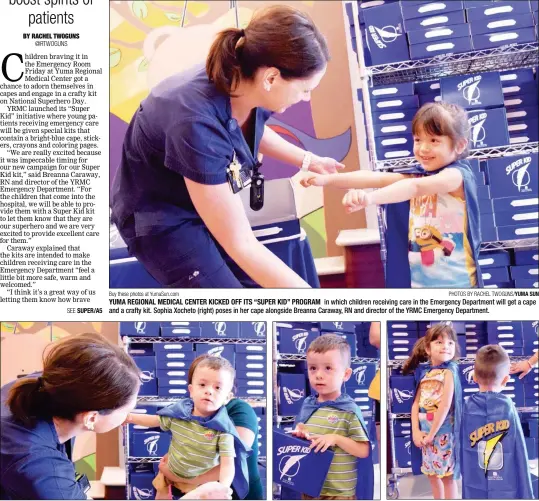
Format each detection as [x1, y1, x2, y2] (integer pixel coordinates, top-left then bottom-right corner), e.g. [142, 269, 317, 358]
[422, 433, 435, 446]
[290, 423, 311, 439]
[412, 430, 427, 448]
[309, 433, 338, 453]
[300, 175, 328, 188]
[342, 189, 370, 213]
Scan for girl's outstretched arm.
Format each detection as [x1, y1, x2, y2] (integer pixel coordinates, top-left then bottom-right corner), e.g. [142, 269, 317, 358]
[301, 170, 407, 189]
[366, 168, 463, 207]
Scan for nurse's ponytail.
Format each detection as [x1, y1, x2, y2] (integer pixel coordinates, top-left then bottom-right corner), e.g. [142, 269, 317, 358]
[7, 332, 140, 427]
[207, 5, 329, 96]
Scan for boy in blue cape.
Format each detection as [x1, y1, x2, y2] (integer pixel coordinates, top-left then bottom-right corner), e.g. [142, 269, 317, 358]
[126, 355, 250, 499]
[292, 334, 374, 500]
[461, 345, 533, 499]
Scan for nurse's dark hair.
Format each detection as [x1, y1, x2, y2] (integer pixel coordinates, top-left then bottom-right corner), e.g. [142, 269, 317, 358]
[206, 5, 329, 96]
[7, 332, 140, 427]
[412, 102, 470, 159]
[402, 323, 460, 375]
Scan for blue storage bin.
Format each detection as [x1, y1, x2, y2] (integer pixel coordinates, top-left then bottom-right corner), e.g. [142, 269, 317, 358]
[370, 82, 415, 99]
[514, 249, 539, 265]
[278, 327, 320, 354]
[390, 375, 416, 413]
[235, 343, 266, 354]
[373, 120, 414, 138]
[160, 326, 201, 338]
[128, 471, 155, 500]
[372, 107, 419, 124]
[394, 437, 412, 467]
[470, 12, 535, 35]
[130, 431, 171, 457]
[497, 222, 538, 240]
[403, 9, 466, 31]
[349, 362, 378, 387]
[487, 154, 538, 200]
[363, 3, 410, 65]
[121, 321, 160, 337]
[441, 71, 504, 110]
[477, 250, 511, 268]
[195, 343, 235, 366]
[466, 1, 532, 22]
[157, 386, 189, 397]
[240, 321, 267, 339]
[200, 321, 240, 339]
[394, 419, 412, 437]
[407, 23, 470, 44]
[153, 342, 195, 353]
[468, 108, 510, 150]
[409, 36, 472, 60]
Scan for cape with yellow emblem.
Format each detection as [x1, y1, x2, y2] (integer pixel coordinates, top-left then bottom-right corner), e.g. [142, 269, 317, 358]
[461, 391, 533, 499]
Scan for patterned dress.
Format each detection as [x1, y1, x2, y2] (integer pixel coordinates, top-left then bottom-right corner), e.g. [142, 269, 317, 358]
[418, 369, 456, 477]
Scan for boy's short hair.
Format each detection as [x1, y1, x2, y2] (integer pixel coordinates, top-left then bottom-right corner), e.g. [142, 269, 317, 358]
[474, 345, 510, 385]
[188, 355, 236, 385]
[307, 333, 351, 368]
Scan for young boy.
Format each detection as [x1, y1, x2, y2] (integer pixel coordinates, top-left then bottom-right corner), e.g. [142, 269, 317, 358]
[462, 345, 533, 499]
[292, 334, 372, 500]
[126, 355, 241, 499]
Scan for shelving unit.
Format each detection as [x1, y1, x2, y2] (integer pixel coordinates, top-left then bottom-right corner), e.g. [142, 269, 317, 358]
[122, 332, 267, 499]
[345, 1, 539, 278]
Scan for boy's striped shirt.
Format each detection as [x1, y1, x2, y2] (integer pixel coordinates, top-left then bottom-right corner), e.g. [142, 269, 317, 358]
[305, 407, 368, 497]
[159, 416, 234, 479]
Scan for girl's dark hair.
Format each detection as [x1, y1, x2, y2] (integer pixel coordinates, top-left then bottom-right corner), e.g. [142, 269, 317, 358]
[187, 355, 236, 385]
[412, 101, 471, 159]
[7, 333, 140, 427]
[402, 323, 460, 375]
[206, 5, 330, 96]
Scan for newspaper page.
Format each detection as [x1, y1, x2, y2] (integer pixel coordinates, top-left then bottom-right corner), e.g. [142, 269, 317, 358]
[0, 0, 107, 313]
[1, 1, 538, 500]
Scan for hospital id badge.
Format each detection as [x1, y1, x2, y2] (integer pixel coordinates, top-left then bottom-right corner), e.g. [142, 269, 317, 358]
[227, 152, 251, 194]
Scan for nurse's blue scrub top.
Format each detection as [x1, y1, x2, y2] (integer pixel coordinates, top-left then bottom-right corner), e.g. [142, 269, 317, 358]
[111, 64, 272, 238]
[0, 376, 86, 499]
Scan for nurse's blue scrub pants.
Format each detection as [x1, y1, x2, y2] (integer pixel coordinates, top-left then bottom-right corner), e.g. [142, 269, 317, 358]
[120, 218, 259, 288]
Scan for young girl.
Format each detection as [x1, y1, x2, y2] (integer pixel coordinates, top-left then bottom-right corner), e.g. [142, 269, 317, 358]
[302, 102, 481, 288]
[402, 323, 462, 500]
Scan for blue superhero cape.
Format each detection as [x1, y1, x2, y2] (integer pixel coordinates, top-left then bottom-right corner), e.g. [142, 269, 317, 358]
[411, 361, 462, 480]
[461, 392, 533, 499]
[295, 393, 374, 499]
[157, 399, 251, 499]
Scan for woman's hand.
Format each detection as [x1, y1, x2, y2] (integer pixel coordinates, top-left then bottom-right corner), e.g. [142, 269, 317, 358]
[342, 189, 370, 213]
[309, 155, 345, 175]
[184, 481, 232, 500]
[510, 360, 533, 379]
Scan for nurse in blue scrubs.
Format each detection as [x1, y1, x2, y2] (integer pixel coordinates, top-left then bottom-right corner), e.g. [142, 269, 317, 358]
[111, 5, 343, 288]
[0, 333, 141, 499]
